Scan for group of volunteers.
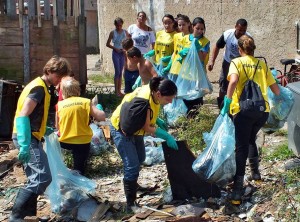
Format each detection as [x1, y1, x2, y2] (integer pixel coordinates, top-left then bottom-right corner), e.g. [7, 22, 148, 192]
[10, 10, 281, 221]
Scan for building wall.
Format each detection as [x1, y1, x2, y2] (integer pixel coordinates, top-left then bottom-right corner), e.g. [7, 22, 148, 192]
[85, 0, 99, 53]
[97, 0, 299, 82]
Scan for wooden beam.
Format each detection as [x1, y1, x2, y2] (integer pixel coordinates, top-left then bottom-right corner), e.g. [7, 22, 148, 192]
[52, 0, 58, 26]
[23, 15, 30, 84]
[18, 0, 24, 28]
[57, 0, 65, 21]
[7, 0, 17, 18]
[78, 13, 87, 86]
[28, 0, 35, 20]
[37, 0, 42, 27]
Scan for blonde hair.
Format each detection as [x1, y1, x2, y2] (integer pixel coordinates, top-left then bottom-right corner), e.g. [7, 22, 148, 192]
[43, 55, 72, 77]
[238, 35, 256, 55]
[61, 78, 80, 99]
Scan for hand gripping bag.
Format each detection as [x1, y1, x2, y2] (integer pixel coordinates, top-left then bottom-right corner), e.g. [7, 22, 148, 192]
[176, 39, 212, 100]
[192, 114, 236, 187]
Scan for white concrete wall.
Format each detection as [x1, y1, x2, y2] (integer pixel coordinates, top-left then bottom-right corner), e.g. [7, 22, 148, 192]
[98, 0, 300, 82]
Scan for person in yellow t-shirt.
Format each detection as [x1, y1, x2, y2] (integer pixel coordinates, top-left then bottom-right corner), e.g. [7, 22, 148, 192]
[10, 56, 71, 222]
[57, 79, 106, 175]
[144, 14, 176, 66]
[220, 35, 280, 208]
[164, 14, 192, 82]
[110, 77, 178, 213]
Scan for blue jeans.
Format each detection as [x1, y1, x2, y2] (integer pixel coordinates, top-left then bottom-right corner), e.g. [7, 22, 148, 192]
[112, 51, 125, 79]
[124, 69, 139, 93]
[13, 136, 52, 195]
[110, 125, 145, 181]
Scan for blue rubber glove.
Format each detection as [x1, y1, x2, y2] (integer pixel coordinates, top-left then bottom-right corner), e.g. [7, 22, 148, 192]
[44, 126, 54, 136]
[161, 55, 172, 63]
[132, 76, 142, 91]
[220, 96, 232, 116]
[96, 104, 104, 111]
[16, 116, 31, 164]
[178, 47, 189, 58]
[194, 39, 202, 51]
[143, 50, 155, 59]
[155, 127, 178, 150]
[156, 118, 168, 131]
[161, 59, 172, 76]
[176, 57, 183, 64]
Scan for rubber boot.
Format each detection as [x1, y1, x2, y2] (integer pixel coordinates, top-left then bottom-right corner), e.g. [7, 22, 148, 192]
[25, 193, 38, 216]
[248, 157, 262, 181]
[123, 179, 138, 213]
[230, 176, 244, 205]
[9, 188, 37, 222]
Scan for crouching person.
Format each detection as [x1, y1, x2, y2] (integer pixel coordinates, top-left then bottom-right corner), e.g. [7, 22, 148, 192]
[57, 78, 106, 175]
[110, 76, 178, 212]
[10, 56, 72, 221]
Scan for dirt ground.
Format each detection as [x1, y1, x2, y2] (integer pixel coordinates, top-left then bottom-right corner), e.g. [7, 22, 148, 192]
[0, 55, 297, 221]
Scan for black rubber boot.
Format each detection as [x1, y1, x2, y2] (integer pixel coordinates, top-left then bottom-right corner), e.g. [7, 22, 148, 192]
[123, 179, 138, 213]
[248, 157, 262, 181]
[230, 176, 244, 205]
[9, 188, 37, 222]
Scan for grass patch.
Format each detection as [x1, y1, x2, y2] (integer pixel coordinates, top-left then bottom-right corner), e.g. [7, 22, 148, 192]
[176, 105, 217, 153]
[263, 142, 295, 161]
[273, 129, 288, 137]
[88, 73, 114, 84]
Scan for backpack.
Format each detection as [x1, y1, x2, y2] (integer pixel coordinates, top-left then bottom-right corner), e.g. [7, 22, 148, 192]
[119, 96, 152, 136]
[233, 60, 266, 117]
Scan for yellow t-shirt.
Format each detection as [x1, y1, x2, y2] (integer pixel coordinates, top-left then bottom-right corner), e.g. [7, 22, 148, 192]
[111, 85, 160, 135]
[170, 33, 187, 75]
[154, 30, 176, 66]
[58, 97, 93, 144]
[228, 56, 276, 115]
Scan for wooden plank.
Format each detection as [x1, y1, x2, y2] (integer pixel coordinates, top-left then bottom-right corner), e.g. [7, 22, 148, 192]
[18, 0, 24, 28]
[74, 0, 78, 26]
[28, 0, 35, 20]
[43, 0, 51, 20]
[0, 28, 23, 45]
[36, 0, 41, 27]
[87, 202, 110, 222]
[66, 0, 72, 17]
[6, 0, 17, 18]
[23, 15, 30, 84]
[0, 0, 4, 14]
[0, 16, 20, 28]
[57, 0, 65, 21]
[52, 0, 58, 26]
[78, 14, 87, 85]
[0, 46, 23, 58]
[53, 26, 60, 55]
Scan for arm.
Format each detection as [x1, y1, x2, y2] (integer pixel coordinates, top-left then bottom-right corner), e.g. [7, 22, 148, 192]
[226, 73, 239, 99]
[146, 60, 158, 77]
[269, 83, 280, 96]
[143, 109, 156, 134]
[106, 31, 120, 52]
[19, 97, 38, 117]
[208, 45, 220, 71]
[90, 104, 106, 121]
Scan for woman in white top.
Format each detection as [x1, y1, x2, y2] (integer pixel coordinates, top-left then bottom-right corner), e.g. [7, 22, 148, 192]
[106, 17, 128, 97]
[127, 11, 156, 55]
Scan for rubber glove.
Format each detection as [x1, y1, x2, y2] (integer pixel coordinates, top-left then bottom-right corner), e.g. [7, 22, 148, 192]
[132, 76, 142, 91]
[16, 116, 31, 163]
[155, 127, 178, 150]
[143, 50, 155, 59]
[220, 96, 232, 116]
[176, 57, 183, 64]
[161, 59, 172, 76]
[156, 118, 168, 131]
[96, 104, 104, 111]
[194, 39, 202, 51]
[161, 55, 172, 63]
[178, 47, 189, 58]
[44, 126, 54, 136]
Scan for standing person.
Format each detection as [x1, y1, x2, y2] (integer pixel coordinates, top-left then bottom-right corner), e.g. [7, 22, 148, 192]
[164, 14, 192, 82]
[110, 77, 178, 212]
[106, 17, 128, 97]
[10, 56, 72, 221]
[144, 14, 177, 67]
[122, 38, 139, 94]
[57, 78, 106, 175]
[178, 17, 211, 116]
[208, 19, 250, 109]
[220, 35, 280, 207]
[127, 11, 155, 55]
[127, 47, 158, 86]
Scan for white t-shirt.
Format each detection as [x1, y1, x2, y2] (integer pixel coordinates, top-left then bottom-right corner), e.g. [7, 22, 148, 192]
[223, 29, 251, 63]
[127, 24, 156, 54]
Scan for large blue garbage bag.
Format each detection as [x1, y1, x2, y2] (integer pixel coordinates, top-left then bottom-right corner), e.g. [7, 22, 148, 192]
[44, 134, 96, 214]
[163, 98, 188, 126]
[176, 39, 212, 100]
[192, 114, 236, 187]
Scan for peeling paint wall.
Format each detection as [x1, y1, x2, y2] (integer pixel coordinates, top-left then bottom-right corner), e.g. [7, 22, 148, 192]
[97, 0, 299, 82]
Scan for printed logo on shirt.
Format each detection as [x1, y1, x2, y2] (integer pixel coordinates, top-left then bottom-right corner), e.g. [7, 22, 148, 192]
[134, 34, 149, 48]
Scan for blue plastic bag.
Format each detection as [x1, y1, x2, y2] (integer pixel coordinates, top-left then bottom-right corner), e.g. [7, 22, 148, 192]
[176, 39, 213, 100]
[163, 98, 188, 126]
[192, 114, 236, 187]
[90, 123, 110, 155]
[44, 134, 96, 214]
[143, 136, 165, 166]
